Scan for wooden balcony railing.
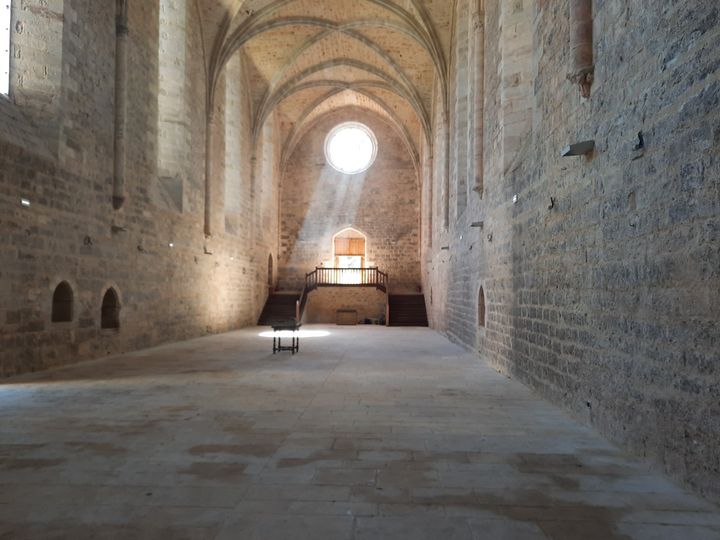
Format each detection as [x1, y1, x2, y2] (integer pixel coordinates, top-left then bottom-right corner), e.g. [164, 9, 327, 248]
[296, 267, 389, 322]
[308, 267, 388, 290]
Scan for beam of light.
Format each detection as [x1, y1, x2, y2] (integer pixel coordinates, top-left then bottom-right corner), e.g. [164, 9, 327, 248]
[284, 149, 369, 279]
[258, 330, 331, 338]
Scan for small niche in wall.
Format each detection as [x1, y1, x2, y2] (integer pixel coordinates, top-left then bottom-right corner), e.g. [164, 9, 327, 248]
[51, 281, 74, 323]
[478, 286, 486, 328]
[101, 288, 121, 330]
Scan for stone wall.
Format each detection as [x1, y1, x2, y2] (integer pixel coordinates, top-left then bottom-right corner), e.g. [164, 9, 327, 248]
[0, 0, 279, 376]
[1, 0, 718, 506]
[304, 288, 387, 325]
[424, 0, 720, 501]
[8, 0, 65, 146]
[279, 108, 421, 293]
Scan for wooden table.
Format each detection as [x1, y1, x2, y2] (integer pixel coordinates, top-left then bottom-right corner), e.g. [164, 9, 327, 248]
[271, 321, 301, 354]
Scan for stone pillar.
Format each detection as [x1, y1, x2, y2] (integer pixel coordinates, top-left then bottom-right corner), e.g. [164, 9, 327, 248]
[426, 151, 434, 248]
[569, 0, 594, 98]
[473, 5, 485, 198]
[204, 111, 215, 237]
[113, 0, 129, 210]
[443, 109, 450, 230]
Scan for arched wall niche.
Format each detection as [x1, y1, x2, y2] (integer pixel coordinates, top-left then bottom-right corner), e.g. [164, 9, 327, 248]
[478, 285, 486, 328]
[101, 288, 121, 330]
[51, 281, 74, 323]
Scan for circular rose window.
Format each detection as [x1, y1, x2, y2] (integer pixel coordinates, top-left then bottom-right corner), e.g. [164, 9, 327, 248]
[324, 122, 378, 175]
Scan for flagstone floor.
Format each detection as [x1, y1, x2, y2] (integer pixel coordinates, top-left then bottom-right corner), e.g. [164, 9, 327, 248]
[1, 326, 718, 539]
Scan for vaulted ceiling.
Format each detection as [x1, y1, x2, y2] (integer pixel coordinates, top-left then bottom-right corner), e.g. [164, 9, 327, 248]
[196, 0, 454, 166]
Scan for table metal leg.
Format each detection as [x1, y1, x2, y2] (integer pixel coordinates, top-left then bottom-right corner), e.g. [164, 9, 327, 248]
[271, 327, 301, 355]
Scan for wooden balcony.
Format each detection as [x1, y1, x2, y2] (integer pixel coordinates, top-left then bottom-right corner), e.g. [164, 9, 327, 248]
[307, 267, 388, 291]
[296, 267, 389, 322]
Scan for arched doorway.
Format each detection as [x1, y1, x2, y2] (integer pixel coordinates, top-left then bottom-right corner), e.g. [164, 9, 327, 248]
[332, 228, 367, 269]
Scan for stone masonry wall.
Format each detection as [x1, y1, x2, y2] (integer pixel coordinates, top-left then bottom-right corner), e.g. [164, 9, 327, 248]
[279, 108, 421, 293]
[0, 1, 279, 376]
[304, 288, 387, 325]
[424, 0, 720, 502]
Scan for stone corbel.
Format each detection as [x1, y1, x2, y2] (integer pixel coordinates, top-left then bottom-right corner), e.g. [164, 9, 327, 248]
[568, 67, 594, 99]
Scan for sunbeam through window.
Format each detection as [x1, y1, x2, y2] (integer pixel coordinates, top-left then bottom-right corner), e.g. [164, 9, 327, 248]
[325, 122, 377, 175]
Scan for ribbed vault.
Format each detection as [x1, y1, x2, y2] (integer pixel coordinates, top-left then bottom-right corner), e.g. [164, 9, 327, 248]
[195, 0, 453, 163]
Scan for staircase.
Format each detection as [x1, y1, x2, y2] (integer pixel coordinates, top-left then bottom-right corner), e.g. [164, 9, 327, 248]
[258, 294, 300, 325]
[260, 269, 392, 326]
[388, 295, 428, 327]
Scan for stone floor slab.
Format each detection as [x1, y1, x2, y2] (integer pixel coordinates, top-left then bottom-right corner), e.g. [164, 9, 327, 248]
[0, 325, 717, 539]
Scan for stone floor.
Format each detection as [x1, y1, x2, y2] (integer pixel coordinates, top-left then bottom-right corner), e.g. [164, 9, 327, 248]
[0, 326, 718, 539]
